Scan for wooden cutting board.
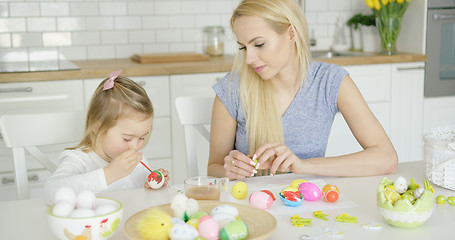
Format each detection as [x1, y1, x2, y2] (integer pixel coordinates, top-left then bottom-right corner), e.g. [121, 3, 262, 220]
[131, 52, 211, 64]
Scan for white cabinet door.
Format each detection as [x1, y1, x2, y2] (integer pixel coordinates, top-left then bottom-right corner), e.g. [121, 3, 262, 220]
[390, 62, 425, 162]
[170, 72, 226, 184]
[83, 76, 172, 171]
[326, 64, 392, 157]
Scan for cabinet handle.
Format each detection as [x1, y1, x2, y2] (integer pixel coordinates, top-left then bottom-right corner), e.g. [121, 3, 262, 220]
[396, 66, 424, 71]
[138, 81, 146, 86]
[0, 87, 33, 93]
[1, 174, 39, 184]
[434, 14, 455, 21]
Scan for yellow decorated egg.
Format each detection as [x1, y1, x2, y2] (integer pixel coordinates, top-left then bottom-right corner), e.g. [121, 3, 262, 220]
[232, 181, 248, 200]
[290, 179, 307, 188]
[384, 189, 401, 204]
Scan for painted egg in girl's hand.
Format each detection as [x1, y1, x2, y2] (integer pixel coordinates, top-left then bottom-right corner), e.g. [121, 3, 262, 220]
[147, 170, 165, 189]
[298, 182, 322, 201]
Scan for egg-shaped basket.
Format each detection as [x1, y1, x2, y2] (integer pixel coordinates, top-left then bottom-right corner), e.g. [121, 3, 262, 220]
[377, 177, 434, 228]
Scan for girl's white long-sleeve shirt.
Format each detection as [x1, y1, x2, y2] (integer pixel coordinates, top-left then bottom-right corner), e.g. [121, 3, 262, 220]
[44, 149, 150, 205]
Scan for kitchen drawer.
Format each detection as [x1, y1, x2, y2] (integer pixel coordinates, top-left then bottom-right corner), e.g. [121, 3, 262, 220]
[83, 75, 170, 117]
[344, 64, 391, 103]
[0, 80, 84, 114]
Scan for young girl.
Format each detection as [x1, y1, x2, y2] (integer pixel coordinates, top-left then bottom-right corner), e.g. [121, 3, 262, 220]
[45, 70, 169, 205]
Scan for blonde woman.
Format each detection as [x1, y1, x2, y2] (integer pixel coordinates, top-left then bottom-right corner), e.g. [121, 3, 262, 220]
[208, 0, 397, 180]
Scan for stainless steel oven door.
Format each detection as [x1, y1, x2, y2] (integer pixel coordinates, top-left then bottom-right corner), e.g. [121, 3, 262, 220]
[425, 8, 455, 97]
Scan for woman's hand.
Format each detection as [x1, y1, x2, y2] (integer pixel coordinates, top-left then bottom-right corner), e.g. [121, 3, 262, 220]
[224, 150, 257, 180]
[104, 148, 143, 185]
[255, 143, 301, 176]
[144, 168, 170, 189]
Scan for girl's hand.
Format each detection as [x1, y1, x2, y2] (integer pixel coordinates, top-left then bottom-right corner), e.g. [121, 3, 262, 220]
[144, 168, 170, 189]
[224, 150, 257, 180]
[255, 143, 301, 176]
[104, 148, 143, 185]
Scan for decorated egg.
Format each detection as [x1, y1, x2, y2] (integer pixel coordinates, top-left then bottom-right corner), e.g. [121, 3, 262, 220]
[198, 215, 219, 240]
[219, 220, 249, 240]
[52, 200, 74, 217]
[436, 195, 446, 205]
[147, 170, 165, 189]
[95, 204, 117, 216]
[322, 184, 339, 202]
[384, 189, 401, 204]
[279, 187, 302, 207]
[413, 187, 425, 199]
[212, 213, 236, 227]
[54, 186, 77, 207]
[394, 176, 408, 194]
[290, 179, 307, 189]
[249, 191, 274, 210]
[232, 181, 248, 199]
[447, 196, 455, 205]
[260, 190, 276, 201]
[186, 218, 199, 229]
[189, 211, 208, 220]
[402, 193, 416, 203]
[170, 223, 199, 240]
[76, 190, 96, 210]
[298, 182, 322, 201]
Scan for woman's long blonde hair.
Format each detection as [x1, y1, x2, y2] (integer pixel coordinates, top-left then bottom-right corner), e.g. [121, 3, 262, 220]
[69, 76, 154, 160]
[230, 0, 312, 154]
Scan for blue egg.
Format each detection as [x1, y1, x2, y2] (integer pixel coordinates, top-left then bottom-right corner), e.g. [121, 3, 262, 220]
[279, 193, 302, 207]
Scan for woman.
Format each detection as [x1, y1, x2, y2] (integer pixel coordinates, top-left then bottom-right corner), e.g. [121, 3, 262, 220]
[208, 0, 397, 180]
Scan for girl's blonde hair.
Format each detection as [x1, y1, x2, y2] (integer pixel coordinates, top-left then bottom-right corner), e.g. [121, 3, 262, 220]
[230, 0, 312, 154]
[70, 75, 154, 160]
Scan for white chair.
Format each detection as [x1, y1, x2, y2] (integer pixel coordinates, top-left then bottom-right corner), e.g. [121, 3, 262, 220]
[0, 111, 85, 200]
[175, 96, 214, 177]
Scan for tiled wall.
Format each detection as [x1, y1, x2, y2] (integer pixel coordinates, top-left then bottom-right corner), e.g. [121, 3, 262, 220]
[0, 0, 374, 63]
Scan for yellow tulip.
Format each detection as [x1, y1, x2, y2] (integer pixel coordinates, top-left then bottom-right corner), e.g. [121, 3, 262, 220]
[381, 0, 389, 5]
[397, 0, 404, 3]
[374, 0, 381, 10]
[365, 0, 374, 9]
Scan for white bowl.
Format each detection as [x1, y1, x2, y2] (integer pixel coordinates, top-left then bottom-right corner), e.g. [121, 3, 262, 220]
[47, 198, 123, 240]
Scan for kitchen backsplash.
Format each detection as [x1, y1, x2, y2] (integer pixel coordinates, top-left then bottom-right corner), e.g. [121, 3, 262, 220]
[0, 0, 374, 62]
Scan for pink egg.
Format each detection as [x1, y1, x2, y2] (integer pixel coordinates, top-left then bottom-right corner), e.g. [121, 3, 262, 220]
[198, 216, 219, 240]
[298, 182, 322, 201]
[249, 191, 274, 210]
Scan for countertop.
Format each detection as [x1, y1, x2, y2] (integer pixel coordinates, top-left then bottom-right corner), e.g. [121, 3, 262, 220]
[0, 52, 426, 84]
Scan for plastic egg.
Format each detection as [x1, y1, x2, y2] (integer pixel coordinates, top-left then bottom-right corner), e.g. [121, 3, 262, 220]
[69, 208, 96, 218]
[290, 179, 307, 189]
[170, 223, 199, 240]
[198, 215, 219, 240]
[95, 204, 117, 216]
[147, 170, 165, 189]
[394, 176, 408, 194]
[76, 190, 96, 210]
[54, 186, 76, 207]
[322, 184, 339, 202]
[249, 191, 274, 210]
[298, 182, 322, 201]
[278, 190, 302, 207]
[52, 200, 74, 217]
[232, 181, 248, 199]
[219, 220, 249, 240]
[413, 187, 424, 199]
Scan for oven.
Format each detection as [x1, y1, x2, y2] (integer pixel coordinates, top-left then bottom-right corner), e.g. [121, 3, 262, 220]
[425, 0, 455, 97]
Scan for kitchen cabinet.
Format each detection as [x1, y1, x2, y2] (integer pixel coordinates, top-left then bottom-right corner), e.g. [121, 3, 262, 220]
[170, 72, 225, 184]
[0, 80, 84, 201]
[423, 96, 455, 135]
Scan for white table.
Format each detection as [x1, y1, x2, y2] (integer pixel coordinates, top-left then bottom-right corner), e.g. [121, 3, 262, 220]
[1, 161, 454, 239]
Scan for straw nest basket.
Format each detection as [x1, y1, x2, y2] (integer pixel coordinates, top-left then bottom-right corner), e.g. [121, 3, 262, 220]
[423, 124, 455, 191]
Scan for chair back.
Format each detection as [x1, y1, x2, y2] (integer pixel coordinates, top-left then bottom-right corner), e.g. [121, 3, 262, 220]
[0, 111, 85, 199]
[175, 96, 213, 177]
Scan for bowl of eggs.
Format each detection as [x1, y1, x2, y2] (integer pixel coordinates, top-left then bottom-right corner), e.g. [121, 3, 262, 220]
[377, 176, 434, 228]
[47, 187, 123, 240]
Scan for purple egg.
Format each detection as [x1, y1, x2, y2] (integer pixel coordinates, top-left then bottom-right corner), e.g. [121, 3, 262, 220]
[298, 182, 322, 201]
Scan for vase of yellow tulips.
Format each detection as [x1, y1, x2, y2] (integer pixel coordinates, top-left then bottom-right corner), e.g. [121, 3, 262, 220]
[365, 0, 411, 55]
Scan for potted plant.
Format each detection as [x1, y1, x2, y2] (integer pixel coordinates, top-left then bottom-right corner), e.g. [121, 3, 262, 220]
[346, 14, 376, 52]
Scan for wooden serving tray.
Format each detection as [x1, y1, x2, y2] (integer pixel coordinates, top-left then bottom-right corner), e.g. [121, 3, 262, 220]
[131, 52, 211, 64]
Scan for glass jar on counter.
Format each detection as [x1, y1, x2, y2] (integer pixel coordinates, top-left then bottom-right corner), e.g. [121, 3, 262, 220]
[203, 26, 225, 56]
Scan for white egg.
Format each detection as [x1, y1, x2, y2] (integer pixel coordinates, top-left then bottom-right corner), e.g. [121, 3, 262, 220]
[170, 223, 199, 240]
[54, 187, 76, 207]
[210, 204, 238, 217]
[52, 200, 74, 217]
[69, 208, 96, 218]
[95, 204, 117, 216]
[413, 187, 425, 199]
[394, 176, 408, 194]
[76, 190, 96, 210]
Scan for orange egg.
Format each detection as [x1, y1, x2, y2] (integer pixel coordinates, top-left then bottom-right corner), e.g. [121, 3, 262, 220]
[322, 184, 339, 202]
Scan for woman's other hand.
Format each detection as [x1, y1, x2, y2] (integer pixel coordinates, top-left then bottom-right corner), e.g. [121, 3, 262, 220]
[224, 150, 257, 180]
[255, 143, 301, 176]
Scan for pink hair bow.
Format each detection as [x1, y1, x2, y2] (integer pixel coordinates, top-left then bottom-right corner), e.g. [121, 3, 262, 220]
[103, 69, 122, 90]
